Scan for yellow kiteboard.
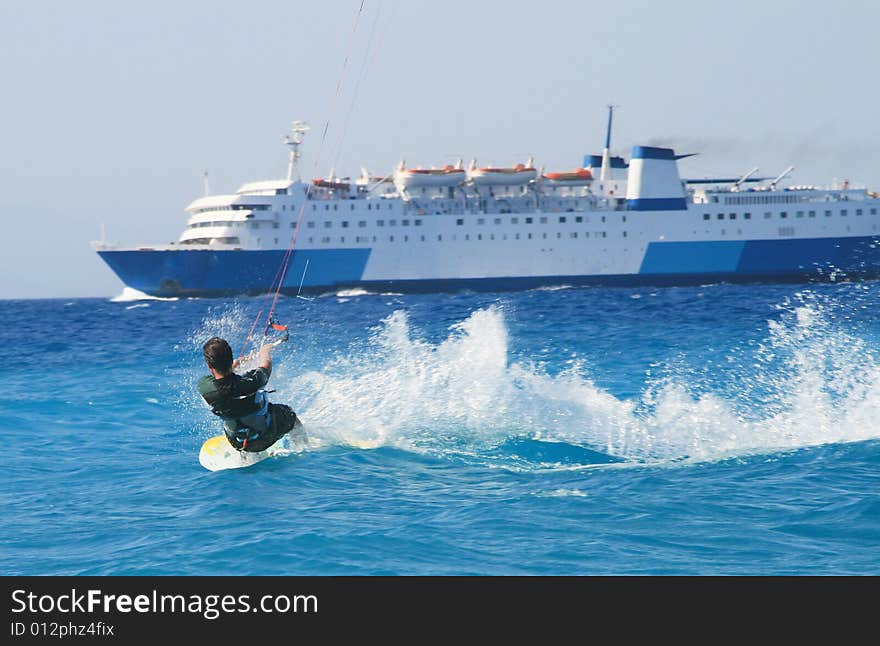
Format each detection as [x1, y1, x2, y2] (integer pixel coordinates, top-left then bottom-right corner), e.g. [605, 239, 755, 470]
[198, 434, 289, 472]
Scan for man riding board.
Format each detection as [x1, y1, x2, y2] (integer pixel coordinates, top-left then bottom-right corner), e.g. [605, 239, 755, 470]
[198, 337, 304, 452]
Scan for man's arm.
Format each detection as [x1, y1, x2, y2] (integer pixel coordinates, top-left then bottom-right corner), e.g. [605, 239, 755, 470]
[258, 344, 273, 373]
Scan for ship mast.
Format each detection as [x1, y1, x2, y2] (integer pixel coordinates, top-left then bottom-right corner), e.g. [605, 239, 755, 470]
[283, 120, 311, 182]
[600, 104, 616, 182]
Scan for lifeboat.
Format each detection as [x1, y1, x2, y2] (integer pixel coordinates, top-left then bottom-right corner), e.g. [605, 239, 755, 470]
[541, 168, 593, 186]
[312, 178, 350, 191]
[394, 163, 466, 188]
[467, 159, 538, 186]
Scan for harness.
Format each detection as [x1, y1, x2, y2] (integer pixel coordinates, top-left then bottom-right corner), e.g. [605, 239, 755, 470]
[203, 382, 275, 451]
[225, 390, 274, 451]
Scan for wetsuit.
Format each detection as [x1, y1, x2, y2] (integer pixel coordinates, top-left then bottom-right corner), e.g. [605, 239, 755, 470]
[198, 365, 300, 452]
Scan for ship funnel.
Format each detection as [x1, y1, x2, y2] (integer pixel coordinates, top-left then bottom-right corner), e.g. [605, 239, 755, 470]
[625, 146, 687, 211]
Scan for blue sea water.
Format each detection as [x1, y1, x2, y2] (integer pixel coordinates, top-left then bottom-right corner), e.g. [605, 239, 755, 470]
[1, 282, 879, 575]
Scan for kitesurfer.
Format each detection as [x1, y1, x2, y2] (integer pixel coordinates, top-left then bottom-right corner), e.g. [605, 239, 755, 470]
[198, 337, 304, 452]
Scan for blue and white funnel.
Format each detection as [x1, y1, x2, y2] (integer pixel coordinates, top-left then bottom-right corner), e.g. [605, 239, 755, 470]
[625, 146, 688, 211]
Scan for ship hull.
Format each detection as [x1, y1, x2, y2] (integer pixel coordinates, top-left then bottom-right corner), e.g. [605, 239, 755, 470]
[98, 234, 880, 297]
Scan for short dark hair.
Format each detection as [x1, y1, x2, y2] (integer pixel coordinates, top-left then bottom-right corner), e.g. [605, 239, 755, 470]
[203, 337, 233, 373]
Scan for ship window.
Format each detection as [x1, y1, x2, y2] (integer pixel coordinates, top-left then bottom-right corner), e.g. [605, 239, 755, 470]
[324, 221, 332, 228]
[809, 211, 815, 217]
[465, 234, 470, 240]
[415, 220, 423, 226]
[744, 213, 751, 219]
[515, 233, 520, 240]
[764, 212, 772, 219]
[377, 220, 385, 227]
[372, 236, 377, 242]
[622, 215, 627, 222]
[456, 219, 464, 225]
[729, 213, 736, 220]
[542, 233, 547, 239]
[308, 237, 313, 243]
[559, 216, 566, 223]
[322, 236, 330, 243]
[601, 216, 606, 223]
[557, 232, 561, 239]
[780, 212, 788, 218]
[570, 232, 578, 238]
[490, 234, 495, 240]
[528, 233, 532, 239]
[282, 205, 286, 211]
[511, 217, 519, 224]
[871, 208, 877, 215]
[325, 205, 329, 211]
[796, 211, 804, 218]
[368, 204, 372, 210]
[825, 210, 832, 216]
[390, 220, 397, 226]
[539, 217, 548, 224]
[273, 222, 279, 228]
[575, 216, 583, 223]
[389, 235, 394, 242]
[477, 218, 485, 225]
[717, 214, 724, 220]
[274, 238, 278, 244]
[340, 236, 345, 243]
[307, 221, 315, 228]
[313, 205, 316, 211]
[421, 235, 426, 241]
[478, 234, 482, 240]
[856, 209, 863, 216]
[525, 217, 533, 224]
[703, 214, 710, 220]
[358, 220, 366, 227]
[841, 209, 848, 216]
[333, 204, 338, 211]
[402, 220, 410, 226]
[404, 236, 409, 242]
[493, 218, 501, 225]
[437, 235, 442, 241]
[623, 231, 627, 237]
[351, 204, 355, 211]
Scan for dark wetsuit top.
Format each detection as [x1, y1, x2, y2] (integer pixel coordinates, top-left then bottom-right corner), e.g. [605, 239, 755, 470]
[198, 367, 274, 450]
[198, 367, 271, 420]
[198, 366, 301, 452]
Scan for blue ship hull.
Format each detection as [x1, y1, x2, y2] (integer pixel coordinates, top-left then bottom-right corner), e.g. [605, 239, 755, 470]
[98, 234, 880, 297]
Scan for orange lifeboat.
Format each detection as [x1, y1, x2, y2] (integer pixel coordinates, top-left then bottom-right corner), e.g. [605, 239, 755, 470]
[312, 178, 351, 190]
[542, 168, 593, 186]
[467, 160, 538, 186]
[394, 164, 466, 188]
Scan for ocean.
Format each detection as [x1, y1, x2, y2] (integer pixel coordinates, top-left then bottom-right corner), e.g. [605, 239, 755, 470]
[2, 282, 879, 575]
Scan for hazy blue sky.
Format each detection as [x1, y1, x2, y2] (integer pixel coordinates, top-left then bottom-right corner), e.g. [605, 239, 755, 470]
[2, 0, 878, 298]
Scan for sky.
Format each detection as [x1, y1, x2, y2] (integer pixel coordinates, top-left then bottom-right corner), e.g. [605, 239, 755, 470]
[1, 0, 878, 298]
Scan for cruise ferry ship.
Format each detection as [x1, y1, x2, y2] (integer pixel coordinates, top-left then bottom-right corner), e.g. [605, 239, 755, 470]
[93, 112, 880, 296]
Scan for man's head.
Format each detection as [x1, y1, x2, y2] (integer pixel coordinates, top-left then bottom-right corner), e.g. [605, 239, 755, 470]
[203, 337, 233, 375]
